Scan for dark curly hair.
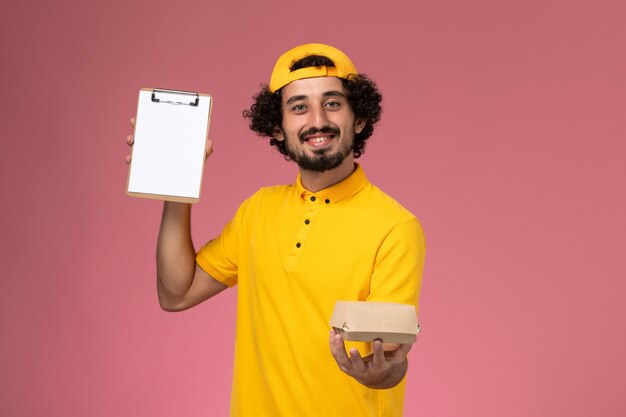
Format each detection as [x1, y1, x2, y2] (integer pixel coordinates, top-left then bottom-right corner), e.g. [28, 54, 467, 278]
[242, 55, 382, 159]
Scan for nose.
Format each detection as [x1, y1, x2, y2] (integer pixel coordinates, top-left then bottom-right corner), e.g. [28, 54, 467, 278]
[309, 104, 329, 128]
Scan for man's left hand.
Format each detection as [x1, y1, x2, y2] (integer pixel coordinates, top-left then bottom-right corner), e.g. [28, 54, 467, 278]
[329, 328, 412, 389]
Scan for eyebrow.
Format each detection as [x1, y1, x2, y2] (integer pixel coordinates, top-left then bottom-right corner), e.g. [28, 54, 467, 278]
[285, 90, 346, 105]
[285, 95, 308, 105]
[322, 90, 346, 98]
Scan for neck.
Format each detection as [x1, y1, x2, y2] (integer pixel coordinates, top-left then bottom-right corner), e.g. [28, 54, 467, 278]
[299, 157, 355, 192]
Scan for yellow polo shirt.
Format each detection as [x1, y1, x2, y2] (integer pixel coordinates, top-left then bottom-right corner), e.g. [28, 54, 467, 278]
[196, 165, 425, 417]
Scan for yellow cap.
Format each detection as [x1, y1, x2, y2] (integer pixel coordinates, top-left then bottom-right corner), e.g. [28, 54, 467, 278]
[269, 43, 358, 92]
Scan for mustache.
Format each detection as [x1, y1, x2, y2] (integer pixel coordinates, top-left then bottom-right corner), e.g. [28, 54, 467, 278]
[299, 126, 340, 143]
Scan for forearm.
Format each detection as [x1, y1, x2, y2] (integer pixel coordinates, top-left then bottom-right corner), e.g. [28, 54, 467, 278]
[156, 202, 197, 304]
[362, 358, 408, 389]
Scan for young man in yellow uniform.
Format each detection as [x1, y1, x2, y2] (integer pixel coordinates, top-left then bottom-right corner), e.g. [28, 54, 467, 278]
[128, 43, 425, 416]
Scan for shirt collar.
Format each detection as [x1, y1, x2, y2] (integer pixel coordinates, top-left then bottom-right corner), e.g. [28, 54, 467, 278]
[295, 164, 369, 204]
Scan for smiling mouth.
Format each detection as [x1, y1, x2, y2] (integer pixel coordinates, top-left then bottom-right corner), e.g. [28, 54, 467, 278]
[305, 135, 334, 144]
[300, 127, 340, 146]
[303, 135, 336, 150]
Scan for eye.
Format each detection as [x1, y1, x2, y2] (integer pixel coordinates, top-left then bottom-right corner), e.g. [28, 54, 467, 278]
[291, 104, 307, 114]
[324, 101, 341, 109]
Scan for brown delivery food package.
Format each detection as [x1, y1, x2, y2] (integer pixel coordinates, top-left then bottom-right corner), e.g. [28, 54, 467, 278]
[329, 301, 420, 344]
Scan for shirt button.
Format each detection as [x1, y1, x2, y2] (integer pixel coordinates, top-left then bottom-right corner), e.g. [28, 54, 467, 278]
[325, 198, 330, 204]
[304, 219, 310, 225]
[310, 196, 316, 202]
[296, 242, 302, 248]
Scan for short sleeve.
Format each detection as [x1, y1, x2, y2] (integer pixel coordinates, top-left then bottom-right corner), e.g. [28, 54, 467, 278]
[195, 199, 251, 288]
[367, 218, 426, 311]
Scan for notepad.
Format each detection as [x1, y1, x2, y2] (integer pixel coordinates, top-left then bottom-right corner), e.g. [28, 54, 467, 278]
[127, 88, 212, 203]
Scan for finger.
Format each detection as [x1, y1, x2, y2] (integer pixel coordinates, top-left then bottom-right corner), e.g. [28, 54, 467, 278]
[371, 339, 386, 368]
[329, 329, 348, 358]
[389, 343, 413, 364]
[127, 134, 134, 146]
[130, 117, 135, 127]
[349, 348, 366, 373]
[125, 155, 131, 165]
[329, 329, 352, 372]
[383, 343, 401, 352]
[205, 139, 214, 159]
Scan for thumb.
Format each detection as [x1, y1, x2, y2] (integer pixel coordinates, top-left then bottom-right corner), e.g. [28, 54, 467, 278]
[205, 139, 214, 159]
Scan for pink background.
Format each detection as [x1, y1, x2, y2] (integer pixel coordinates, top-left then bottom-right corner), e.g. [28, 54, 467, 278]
[1, 1, 625, 416]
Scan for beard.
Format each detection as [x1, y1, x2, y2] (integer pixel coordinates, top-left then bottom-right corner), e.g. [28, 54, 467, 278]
[284, 126, 354, 173]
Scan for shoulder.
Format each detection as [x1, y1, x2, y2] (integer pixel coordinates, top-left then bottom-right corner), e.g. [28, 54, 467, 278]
[367, 182, 425, 240]
[245, 184, 293, 203]
[360, 182, 421, 224]
[364, 185, 427, 255]
[235, 184, 294, 215]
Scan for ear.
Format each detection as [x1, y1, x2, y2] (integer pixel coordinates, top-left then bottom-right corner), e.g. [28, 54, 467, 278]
[355, 118, 366, 134]
[273, 126, 285, 141]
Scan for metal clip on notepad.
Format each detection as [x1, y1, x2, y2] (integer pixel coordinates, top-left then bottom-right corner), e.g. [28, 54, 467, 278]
[151, 88, 199, 107]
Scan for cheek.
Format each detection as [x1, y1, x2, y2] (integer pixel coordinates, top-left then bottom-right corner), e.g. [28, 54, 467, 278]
[281, 117, 300, 134]
[331, 113, 357, 129]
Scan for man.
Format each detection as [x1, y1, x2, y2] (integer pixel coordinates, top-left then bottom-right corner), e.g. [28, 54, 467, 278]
[127, 43, 425, 416]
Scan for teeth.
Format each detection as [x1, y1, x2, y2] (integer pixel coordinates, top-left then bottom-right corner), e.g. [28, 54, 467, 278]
[309, 136, 330, 144]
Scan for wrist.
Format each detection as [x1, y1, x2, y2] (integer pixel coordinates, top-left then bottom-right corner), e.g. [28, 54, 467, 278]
[164, 201, 192, 212]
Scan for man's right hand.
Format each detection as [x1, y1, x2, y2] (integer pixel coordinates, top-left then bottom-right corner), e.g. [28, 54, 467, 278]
[125, 117, 136, 165]
[125, 116, 226, 311]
